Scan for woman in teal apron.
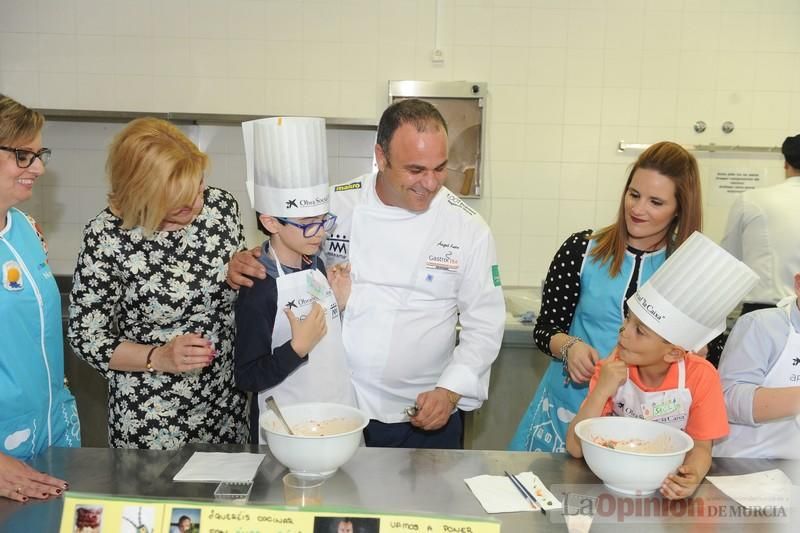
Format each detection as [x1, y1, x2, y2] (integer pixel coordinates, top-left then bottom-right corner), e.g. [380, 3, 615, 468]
[509, 142, 703, 452]
[1, 95, 79, 502]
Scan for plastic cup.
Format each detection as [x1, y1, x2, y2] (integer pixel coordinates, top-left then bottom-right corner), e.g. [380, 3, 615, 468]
[282, 473, 324, 506]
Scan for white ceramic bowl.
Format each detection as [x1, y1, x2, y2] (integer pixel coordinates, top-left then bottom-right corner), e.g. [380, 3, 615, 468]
[259, 402, 368, 477]
[575, 417, 694, 495]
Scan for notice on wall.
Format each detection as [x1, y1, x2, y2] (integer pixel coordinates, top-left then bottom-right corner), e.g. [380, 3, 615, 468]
[709, 168, 765, 206]
[60, 492, 501, 533]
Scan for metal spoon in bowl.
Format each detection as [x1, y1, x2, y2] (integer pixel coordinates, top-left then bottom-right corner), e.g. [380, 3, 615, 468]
[264, 396, 295, 435]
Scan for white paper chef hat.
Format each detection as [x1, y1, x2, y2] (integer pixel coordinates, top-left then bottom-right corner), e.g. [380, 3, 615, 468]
[242, 116, 329, 217]
[627, 231, 759, 352]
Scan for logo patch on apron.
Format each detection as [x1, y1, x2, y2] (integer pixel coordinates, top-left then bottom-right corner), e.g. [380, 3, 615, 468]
[3, 261, 23, 291]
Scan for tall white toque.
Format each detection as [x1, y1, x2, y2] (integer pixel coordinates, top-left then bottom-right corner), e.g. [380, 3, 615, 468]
[627, 231, 759, 352]
[243, 116, 329, 217]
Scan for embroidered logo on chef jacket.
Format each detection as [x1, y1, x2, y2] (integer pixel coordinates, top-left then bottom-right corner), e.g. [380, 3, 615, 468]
[2, 261, 23, 291]
[446, 192, 477, 216]
[326, 233, 350, 259]
[425, 249, 460, 271]
[334, 182, 362, 192]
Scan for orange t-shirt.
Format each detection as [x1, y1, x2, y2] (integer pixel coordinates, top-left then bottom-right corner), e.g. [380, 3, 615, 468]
[589, 352, 729, 441]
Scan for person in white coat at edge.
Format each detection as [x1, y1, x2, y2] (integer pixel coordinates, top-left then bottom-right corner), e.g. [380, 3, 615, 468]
[721, 134, 800, 316]
[713, 271, 800, 459]
[235, 116, 356, 444]
[227, 99, 506, 448]
[0, 94, 78, 502]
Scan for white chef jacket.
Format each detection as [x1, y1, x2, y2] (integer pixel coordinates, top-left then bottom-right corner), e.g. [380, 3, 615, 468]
[323, 172, 505, 423]
[721, 176, 800, 304]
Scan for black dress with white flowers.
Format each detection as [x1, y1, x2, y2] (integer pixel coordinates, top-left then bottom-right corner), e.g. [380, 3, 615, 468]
[68, 187, 248, 449]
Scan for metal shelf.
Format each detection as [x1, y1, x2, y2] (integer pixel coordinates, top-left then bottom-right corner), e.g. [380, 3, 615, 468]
[35, 108, 378, 129]
[618, 140, 781, 154]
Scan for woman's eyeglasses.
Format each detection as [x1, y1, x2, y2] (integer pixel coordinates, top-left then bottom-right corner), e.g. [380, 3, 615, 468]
[0, 146, 52, 168]
[276, 214, 337, 238]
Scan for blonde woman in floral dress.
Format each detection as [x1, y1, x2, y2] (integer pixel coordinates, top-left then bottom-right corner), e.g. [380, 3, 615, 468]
[68, 118, 247, 449]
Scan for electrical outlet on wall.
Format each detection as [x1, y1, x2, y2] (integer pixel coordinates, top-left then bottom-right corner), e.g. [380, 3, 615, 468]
[431, 48, 445, 64]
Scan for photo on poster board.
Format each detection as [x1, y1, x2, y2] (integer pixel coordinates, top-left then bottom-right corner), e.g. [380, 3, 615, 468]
[168, 507, 201, 533]
[120, 505, 156, 533]
[74, 504, 104, 533]
[314, 515, 381, 533]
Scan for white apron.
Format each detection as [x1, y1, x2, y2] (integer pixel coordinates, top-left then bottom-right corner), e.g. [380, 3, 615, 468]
[256, 248, 356, 444]
[714, 301, 800, 458]
[344, 196, 451, 420]
[611, 359, 693, 431]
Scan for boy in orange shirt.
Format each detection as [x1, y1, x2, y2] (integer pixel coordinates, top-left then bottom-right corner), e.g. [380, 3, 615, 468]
[566, 232, 758, 500]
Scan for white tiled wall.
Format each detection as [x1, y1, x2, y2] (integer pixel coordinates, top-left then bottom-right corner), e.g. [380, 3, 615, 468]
[18, 122, 375, 275]
[3, 0, 800, 284]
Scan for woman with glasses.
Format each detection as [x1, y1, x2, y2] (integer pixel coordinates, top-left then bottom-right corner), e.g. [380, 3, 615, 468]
[0, 94, 78, 502]
[67, 117, 248, 449]
[235, 117, 355, 443]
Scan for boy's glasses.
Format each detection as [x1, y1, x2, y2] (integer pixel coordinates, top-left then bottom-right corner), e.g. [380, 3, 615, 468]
[276, 214, 337, 238]
[0, 146, 52, 168]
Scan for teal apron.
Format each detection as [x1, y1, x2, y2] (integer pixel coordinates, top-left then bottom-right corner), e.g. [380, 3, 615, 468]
[0, 208, 80, 460]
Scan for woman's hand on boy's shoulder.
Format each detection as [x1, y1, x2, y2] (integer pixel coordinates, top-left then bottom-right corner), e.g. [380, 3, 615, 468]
[226, 247, 266, 289]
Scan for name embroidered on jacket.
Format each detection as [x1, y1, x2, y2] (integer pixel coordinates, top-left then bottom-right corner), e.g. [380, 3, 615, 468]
[446, 192, 476, 216]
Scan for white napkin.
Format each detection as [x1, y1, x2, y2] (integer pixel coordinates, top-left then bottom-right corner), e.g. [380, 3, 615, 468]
[706, 469, 792, 509]
[564, 513, 594, 533]
[464, 472, 562, 514]
[173, 452, 266, 483]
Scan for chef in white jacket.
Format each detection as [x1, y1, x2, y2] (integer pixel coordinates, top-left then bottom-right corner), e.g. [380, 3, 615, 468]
[721, 133, 800, 315]
[323, 99, 504, 448]
[228, 99, 505, 449]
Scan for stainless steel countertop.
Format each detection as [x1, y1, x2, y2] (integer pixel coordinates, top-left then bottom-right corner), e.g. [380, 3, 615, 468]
[1, 445, 796, 532]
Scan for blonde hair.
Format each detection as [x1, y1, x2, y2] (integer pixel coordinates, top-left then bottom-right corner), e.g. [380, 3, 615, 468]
[590, 141, 702, 277]
[107, 118, 208, 235]
[0, 94, 44, 145]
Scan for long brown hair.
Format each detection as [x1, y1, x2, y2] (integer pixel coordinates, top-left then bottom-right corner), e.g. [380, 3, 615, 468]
[590, 141, 702, 277]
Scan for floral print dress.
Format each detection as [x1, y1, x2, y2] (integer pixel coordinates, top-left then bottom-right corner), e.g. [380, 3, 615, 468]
[68, 187, 248, 449]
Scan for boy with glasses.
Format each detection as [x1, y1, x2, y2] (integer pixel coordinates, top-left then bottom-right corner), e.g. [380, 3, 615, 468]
[235, 117, 356, 444]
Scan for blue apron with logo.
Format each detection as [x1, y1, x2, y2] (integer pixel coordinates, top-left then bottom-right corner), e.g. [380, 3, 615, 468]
[0, 208, 80, 460]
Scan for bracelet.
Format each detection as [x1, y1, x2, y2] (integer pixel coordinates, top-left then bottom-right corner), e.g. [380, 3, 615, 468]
[438, 387, 461, 408]
[558, 336, 582, 364]
[445, 389, 461, 408]
[145, 346, 157, 373]
[559, 336, 581, 384]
